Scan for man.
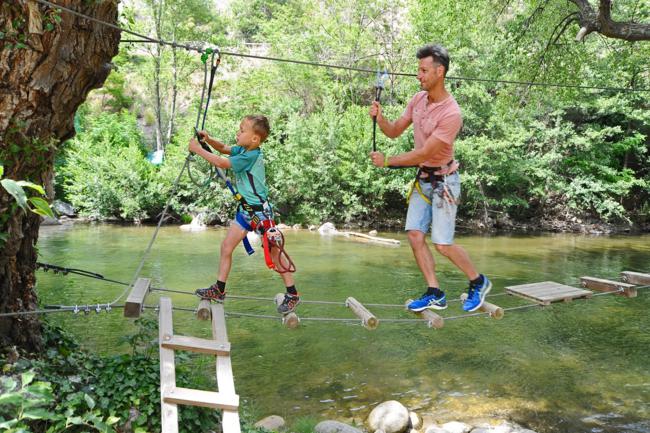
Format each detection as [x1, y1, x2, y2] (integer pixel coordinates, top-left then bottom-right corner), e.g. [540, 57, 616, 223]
[369, 44, 491, 313]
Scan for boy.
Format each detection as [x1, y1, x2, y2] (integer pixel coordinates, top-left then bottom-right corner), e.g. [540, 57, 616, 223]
[188, 115, 300, 314]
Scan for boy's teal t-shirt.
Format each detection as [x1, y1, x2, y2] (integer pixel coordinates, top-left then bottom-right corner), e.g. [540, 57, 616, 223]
[229, 146, 268, 206]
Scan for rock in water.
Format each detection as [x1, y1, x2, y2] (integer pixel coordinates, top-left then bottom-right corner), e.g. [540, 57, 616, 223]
[367, 400, 410, 433]
[315, 420, 363, 433]
[318, 222, 337, 235]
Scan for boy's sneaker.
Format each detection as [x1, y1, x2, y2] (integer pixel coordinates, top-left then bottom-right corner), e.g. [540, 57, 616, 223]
[277, 293, 300, 315]
[195, 284, 226, 302]
[462, 274, 492, 312]
[407, 291, 447, 312]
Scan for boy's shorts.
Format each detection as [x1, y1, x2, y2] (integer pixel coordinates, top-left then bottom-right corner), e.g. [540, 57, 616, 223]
[405, 172, 461, 245]
[233, 209, 273, 232]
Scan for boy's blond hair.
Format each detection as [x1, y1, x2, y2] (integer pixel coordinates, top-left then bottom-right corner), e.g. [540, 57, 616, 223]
[245, 115, 270, 143]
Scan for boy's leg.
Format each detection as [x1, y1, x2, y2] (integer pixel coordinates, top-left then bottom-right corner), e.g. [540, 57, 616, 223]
[270, 243, 300, 314]
[218, 223, 248, 281]
[196, 223, 247, 301]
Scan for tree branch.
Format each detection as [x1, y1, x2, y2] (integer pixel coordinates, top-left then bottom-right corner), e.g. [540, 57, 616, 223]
[571, 0, 650, 41]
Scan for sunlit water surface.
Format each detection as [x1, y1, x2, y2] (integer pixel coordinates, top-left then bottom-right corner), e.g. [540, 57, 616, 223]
[36, 223, 650, 433]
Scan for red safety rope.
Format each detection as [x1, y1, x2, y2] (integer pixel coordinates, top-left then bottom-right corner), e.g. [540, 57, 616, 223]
[253, 220, 296, 273]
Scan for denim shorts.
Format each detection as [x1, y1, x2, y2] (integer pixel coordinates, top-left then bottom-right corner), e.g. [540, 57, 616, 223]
[233, 210, 273, 232]
[405, 172, 461, 245]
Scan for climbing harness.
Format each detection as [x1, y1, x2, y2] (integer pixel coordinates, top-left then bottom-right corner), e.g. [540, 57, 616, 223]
[407, 160, 460, 207]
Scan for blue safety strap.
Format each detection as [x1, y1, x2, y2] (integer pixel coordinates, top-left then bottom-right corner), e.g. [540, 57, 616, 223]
[235, 212, 255, 256]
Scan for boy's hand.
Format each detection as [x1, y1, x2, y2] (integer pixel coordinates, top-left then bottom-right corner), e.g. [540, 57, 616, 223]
[369, 101, 382, 119]
[188, 138, 202, 154]
[197, 130, 210, 142]
[370, 151, 385, 168]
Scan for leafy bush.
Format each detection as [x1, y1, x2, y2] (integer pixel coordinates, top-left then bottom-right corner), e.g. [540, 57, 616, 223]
[0, 319, 273, 433]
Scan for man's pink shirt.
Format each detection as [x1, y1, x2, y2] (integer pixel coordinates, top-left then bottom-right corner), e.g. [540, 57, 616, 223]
[398, 91, 462, 167]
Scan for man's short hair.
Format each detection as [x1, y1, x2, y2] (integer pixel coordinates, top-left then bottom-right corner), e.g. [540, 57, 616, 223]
[416, 44, 450, 75]
[245, 115, 270, 142]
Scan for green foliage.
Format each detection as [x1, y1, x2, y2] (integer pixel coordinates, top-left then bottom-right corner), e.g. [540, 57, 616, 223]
[0, 165, 55, 222]
[53, 0, 649, 228]
[0, 321, 269, 433]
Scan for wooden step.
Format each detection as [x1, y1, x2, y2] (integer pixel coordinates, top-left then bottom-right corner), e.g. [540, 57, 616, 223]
[124, 278, 151, 318]
[161, 334, 230, 356]
[163, 387, 239, 411]
[580, 276, 637, 298]
[505, 281, 592, 305]
[620, 271, 650, 286]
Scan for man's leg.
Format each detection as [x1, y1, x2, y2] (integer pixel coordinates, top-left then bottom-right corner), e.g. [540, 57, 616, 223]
[430, 172, 491, 311]
[434, 244, 479, 281]
[408, 230, 439, 288]
[404, 182, 447, 311]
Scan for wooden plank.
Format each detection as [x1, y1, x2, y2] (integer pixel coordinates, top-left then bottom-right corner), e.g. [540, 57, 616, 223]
[621, 271, 650, 286]
[158, 297, 178, 433]
[345, 297, 379, 330]
[505, 281, 592, 305]
[161, 335, 230, 356]
[163, 387, 239, 411]
[404, 299, 444, 329]
[124, 278, 151, 318]
[460, 293, 504, 319]
[210, 304, 241, 433]
[274, 293, 300, 329]
[581, 276, 637, 298]
[197, 299, 212, 321]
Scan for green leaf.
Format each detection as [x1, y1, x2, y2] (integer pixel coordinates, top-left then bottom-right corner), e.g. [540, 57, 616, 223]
[17, 180, 45, 195]
[84, 393, 95, 409]
[106, 416, 120, 425]
[0, 165, 4, 177]
[0, 419, 18, 428]
[21, 372, 35, 387]
[21, 408, 59, 420]
[28, 197, 54, 218]
[1, 179, 28, 211]
[0, 393, 22, 405]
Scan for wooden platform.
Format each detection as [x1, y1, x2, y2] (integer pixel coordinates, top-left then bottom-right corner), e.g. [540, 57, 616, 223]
[505, 281, 593, 305]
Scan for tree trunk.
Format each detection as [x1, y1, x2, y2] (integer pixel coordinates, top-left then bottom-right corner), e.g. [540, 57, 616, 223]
[0, 0, 120, 351]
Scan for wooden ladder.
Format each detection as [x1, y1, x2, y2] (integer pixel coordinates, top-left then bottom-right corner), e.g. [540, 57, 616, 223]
[158, 297, 241, 433]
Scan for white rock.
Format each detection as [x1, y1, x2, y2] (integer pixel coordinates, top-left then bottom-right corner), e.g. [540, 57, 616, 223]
[254, 415, 285, 431]
[41, 216, 61, 225]
[315, 420, 363, 433]
[276, 223, 290, 230]
[318, 222, 338, 235]
[367, 400, 410, 433]
[53, 200, 75, 217]
[308, 224, 316, 231]
[424, 426, 447, 433]
[442, 421, 472, 433]
[409, 412, 422, 430]
[180, 213, 207, 232]
[369, 229, 378, 236]
[292, 223, 301, 230]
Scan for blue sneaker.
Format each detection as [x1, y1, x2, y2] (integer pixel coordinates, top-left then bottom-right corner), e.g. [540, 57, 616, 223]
[408, 291, 447, 312]
[462, 274, 492, 312]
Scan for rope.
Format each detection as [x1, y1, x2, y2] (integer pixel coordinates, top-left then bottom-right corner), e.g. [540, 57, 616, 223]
[31, 0, 649, 93]
[186, 50, 220, 187]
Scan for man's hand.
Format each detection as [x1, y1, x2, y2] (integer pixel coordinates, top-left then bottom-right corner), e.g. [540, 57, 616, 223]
[370, 151, 385, 168]
[188, 138, 202, 154]
[369, 101, 382, 119]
